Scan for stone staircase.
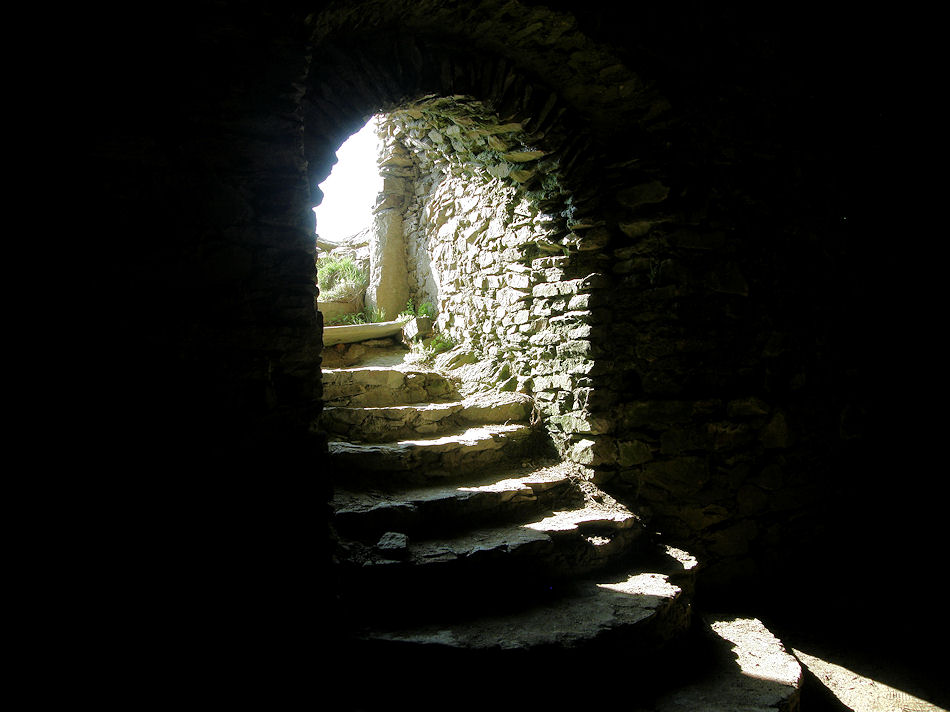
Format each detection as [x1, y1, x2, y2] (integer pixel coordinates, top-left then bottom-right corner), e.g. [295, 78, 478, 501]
[320, 345, 802, 711]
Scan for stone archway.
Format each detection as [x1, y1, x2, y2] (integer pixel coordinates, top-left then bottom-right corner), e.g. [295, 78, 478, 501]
[299, 0, 870, 606]
[302, 14, 660, 460]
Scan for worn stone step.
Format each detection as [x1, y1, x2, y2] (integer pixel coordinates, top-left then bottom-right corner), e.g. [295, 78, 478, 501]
[327, 423, 543, 484]
[401, 500, 643, 576]
[354, 566, 689, 652]
[322, 401, 465, 442]
[337, 546, 698, 678]
[321, 390, 533, 442]
[330, 589, 799, 712]
[331, 459, 581, 542]
[333, 497, 650, 622]
[322, 366, 458, 407]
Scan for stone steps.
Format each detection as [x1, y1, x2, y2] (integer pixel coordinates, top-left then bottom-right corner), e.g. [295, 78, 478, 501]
[331, 458, 578, 541]
[322, 366, 458, 407]
[327, 423, 543, 484]
[336, 499, 647, 611]
[323, 400, 466, 442]
[329, 611, 801, 712]
[350, 554, 693, 653]
[321, 390, 533, 442]
[328, 545, 706, 710]
[322, 353, 801, 711]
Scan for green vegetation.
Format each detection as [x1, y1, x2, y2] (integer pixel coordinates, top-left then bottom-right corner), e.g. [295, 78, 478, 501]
[326, 312, 367, 326]
[365, 305, 387, 323]
[427, 331, 453, 354]
[325, 304, 388, 326]
[316, 254, 368, 303]
[398, 299, 436, 320]
[405, 330, 456, 367]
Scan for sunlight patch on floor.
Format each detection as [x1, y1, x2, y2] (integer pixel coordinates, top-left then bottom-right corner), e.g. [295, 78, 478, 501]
[709, 617, 802, 686]
[793, 648, 947, 712]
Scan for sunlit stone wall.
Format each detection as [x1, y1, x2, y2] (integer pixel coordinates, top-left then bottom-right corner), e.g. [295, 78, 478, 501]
[379, 105, 615, 463]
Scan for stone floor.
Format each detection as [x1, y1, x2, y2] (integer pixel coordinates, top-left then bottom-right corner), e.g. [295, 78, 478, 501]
[321, 339, 422, 370]
[761, 600, 948, 712]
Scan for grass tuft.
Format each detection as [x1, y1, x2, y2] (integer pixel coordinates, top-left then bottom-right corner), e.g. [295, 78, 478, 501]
[317, 255, 368, 303]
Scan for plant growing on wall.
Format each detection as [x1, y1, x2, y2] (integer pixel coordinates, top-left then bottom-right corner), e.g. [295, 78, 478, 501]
[406, 330, 455, 367]
[398, 299, 436, 320]
[427, 332, 453, 354]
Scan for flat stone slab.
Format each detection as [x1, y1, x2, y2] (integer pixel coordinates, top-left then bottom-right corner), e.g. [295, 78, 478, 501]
[321, 343, 413, 369]
[323, 320, 407, 346]
[407, 519, 556, 565]
[322, 401, 466, 441]
[332, 460, 575, 516]
[331, 460, 577, 539]
[356, 568, 685, 652]
[338, 492, 645, 589]
[321, 390, 533, 441]
[327, 423, 540, 480]
[458, 389, 532, 424]
[322, 366, 457, 407]
[524, 503, 640, 534]
[403, 502, 642, 568]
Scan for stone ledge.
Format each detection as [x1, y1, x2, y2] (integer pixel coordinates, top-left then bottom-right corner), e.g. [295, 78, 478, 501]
[354, 567, 686, 653]
[324, 320, 407, 346]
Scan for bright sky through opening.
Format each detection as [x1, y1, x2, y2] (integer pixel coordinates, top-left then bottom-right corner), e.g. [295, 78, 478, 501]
[314, 116, 383, 243]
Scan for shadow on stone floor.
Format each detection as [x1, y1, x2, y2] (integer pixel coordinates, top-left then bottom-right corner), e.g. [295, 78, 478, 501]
[757, 586, 949, 711]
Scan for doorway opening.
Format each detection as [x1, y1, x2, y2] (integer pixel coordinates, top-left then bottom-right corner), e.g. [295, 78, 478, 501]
[314, 115, 383, 327]
[316, 95, 607, 467]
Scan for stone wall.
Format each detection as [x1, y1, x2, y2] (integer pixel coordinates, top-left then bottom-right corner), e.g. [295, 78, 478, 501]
[373, 77, 849, 591]
[380, 103, 615, 462]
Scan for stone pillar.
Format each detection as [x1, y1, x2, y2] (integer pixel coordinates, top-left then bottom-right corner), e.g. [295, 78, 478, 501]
[366, 137, 412, 321]
[367, 206, 410, 321]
